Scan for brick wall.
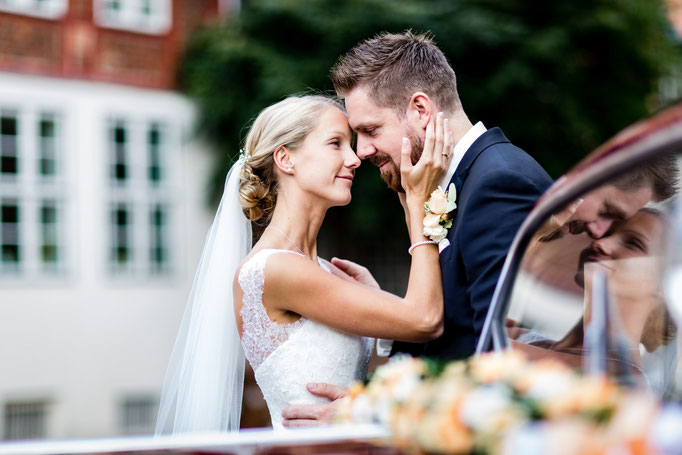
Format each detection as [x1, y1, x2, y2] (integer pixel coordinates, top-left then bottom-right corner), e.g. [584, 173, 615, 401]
[0, 0, 222, 89]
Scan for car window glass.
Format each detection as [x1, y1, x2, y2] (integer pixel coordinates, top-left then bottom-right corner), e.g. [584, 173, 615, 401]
[506, 152, 681, 398]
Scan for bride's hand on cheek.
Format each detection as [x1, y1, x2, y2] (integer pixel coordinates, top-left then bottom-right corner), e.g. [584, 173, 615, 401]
[400, 112, 453, 204]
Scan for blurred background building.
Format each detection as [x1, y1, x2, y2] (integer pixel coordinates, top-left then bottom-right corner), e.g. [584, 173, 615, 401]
[0, 0, 228, 439]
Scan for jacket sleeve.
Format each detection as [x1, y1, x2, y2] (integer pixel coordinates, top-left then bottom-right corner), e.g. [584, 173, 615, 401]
[459, 168, 550, 336]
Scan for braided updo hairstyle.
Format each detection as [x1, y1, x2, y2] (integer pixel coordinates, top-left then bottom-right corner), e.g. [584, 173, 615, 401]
[239, 95, 344, 222]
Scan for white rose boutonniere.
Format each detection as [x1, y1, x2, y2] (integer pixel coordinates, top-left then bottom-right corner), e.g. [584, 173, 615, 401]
[423, 183, 457, 242]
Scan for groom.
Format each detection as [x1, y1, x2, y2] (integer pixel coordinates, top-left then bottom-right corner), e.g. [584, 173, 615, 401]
[283, 31, 552, 425]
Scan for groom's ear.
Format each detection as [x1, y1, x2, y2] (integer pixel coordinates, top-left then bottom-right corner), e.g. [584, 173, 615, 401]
[273, 146, 294, 174]
[406, 92, 433, 130]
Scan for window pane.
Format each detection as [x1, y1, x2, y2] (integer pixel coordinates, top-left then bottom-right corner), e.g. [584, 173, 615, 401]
[121, 397, 156, 434]
[40, 202, 59, 265]
[1, 115, 18, 176]
[3, 402, 47, 440]
[149, 205, 166, 272]
[111, 204, 131, 265]
[2, 204, 18, 222]
[1, 116, 17, 136]
[38, 115, 57, 177]
[0, 156, 17, 174]
[141, 0, 152, 16]
[39, 118, 54, 138]
[148, 124, 162, 184]
[1, 202, 20, 265]
[111, 122, 127, 182]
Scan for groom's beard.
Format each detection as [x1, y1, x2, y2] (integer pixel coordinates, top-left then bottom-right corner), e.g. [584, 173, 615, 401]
[369, 130, 423, 193]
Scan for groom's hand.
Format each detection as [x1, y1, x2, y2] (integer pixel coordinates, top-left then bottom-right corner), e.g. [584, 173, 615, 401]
[330, 258, 380, 289]
[281, 383, 348, 427]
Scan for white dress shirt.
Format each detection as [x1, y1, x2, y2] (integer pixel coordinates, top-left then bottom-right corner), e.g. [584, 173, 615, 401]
[439, 121, 487, 190]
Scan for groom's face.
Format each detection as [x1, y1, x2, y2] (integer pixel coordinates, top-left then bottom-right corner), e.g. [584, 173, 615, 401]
[345, 86, 422, 192]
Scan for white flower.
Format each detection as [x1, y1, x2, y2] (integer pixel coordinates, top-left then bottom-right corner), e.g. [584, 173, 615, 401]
[350, 395, 374, 423]
[427, 189, 449, 214]
[423, 213, 441, 228]
[424, 225, 448, 242]
[524, 371, 574, 402]
[392, 373, 422, 403]
[459, 385, 514, 431]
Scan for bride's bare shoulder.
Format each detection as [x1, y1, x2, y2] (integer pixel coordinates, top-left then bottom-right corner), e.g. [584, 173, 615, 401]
[233, 246, 313, 284]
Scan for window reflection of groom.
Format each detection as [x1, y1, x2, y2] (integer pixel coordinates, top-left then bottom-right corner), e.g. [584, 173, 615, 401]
[538, 156, 678, 243]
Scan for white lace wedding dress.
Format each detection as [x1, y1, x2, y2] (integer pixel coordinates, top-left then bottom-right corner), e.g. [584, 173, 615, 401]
[238, 249, 374, 428]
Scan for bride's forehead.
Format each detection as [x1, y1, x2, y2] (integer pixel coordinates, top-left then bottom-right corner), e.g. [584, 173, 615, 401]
[311, 108, 352, 133]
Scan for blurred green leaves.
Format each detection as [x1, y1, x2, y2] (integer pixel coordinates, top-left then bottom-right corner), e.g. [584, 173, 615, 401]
[178, 0, 680, 277]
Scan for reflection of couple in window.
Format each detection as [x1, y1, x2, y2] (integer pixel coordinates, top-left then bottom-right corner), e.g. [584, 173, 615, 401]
[512, 207, 678, 390]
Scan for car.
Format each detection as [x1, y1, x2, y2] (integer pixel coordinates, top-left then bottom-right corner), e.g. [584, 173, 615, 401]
[477, 100, 682, 399]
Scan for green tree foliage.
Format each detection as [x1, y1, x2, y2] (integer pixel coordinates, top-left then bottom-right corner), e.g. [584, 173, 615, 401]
[179, 0, 679, 289]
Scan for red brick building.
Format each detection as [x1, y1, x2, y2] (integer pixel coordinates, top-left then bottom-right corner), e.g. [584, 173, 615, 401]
[0, 0, 222, 89]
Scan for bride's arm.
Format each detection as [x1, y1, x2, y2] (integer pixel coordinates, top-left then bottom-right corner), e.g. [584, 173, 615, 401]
[265, 114, 452, 342]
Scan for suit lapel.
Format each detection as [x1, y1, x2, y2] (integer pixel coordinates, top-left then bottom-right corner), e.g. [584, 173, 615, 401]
[439, 128, 510, 260]
[453, 127, 510, 192]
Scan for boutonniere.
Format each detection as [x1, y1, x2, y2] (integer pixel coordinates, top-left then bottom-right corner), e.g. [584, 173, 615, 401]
[423, 183, 457, 242]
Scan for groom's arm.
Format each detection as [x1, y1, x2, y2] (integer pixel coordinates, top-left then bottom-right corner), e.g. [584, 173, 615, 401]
[462, 169, 550, 337]
[281, 383, 348, 427]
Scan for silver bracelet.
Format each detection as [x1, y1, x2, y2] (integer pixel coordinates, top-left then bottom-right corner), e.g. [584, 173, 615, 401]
[408, 240, 438, 255]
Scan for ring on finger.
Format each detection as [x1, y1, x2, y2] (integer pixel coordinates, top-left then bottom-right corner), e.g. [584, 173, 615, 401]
[441, 152, 449, 157]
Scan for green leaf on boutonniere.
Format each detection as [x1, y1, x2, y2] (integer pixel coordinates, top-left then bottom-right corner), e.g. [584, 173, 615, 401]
[424, 202, 430, 212]
[442, 219, 453, 229]
[445, 201, 457, 213]
[422, 357, 448, 378]
[447, 183, 457, 203]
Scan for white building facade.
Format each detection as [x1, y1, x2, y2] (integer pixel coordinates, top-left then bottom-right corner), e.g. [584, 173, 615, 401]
[0, 71, 213, 439]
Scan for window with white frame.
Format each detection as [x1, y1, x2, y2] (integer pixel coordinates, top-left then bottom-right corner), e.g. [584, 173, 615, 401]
[0, 0, 67, 19]
[120, 396, 156, 434]
[110, 201, 132, 269]
[108, 118, 171, 276]
[3, 401, 48, 440]
[0, 108, 65, 277]
[39, 200, 59, 268]
[94, 0, 172, 35]
[38, 114, 58, 178]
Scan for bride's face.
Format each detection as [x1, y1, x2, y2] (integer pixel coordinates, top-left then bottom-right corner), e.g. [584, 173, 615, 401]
[291, 106, 360, 206]
[574, 210, 662, 287]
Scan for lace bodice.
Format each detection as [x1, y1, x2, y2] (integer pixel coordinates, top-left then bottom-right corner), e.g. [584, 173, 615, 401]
[237, 248, 373, 428]
[239, 249, 306, 371]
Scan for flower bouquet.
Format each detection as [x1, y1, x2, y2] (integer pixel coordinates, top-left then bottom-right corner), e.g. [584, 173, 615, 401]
[336, 351, 660, 455]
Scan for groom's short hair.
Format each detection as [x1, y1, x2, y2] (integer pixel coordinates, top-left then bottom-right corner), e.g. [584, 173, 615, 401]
[331, 31, 460, 116]
[614, 154, 679, 202]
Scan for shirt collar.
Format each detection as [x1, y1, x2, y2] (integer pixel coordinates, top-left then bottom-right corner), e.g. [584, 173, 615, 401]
[439, 121, 487, 190]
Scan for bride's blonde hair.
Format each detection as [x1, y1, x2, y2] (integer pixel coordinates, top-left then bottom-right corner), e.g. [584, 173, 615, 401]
[239, 95, 344, 221]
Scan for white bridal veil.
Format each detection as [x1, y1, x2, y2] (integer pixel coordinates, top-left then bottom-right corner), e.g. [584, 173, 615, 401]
[155, 159, 252, 434]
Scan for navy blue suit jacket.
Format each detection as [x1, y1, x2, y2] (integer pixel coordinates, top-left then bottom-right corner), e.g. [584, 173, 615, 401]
[391, 127, 553, 360]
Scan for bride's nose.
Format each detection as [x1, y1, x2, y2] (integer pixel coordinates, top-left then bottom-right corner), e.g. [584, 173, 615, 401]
[592, 236, 615, 258]
[345, 147, 361, 169]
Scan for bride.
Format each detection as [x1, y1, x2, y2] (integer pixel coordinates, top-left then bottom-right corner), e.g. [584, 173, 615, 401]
[156, 95, 453, 434]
